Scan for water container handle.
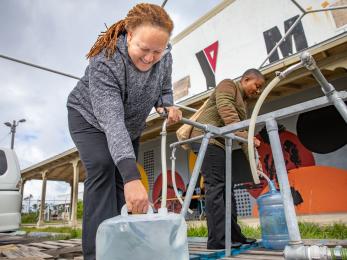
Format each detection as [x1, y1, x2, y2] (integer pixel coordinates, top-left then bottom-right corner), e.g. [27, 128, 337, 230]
[120, 204, 154, 216]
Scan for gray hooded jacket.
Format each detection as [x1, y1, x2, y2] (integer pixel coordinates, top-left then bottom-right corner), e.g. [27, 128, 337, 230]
[67, 34, 173, 183]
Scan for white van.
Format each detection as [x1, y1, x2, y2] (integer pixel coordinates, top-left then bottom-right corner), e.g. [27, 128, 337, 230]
[0, 148, 21, 232]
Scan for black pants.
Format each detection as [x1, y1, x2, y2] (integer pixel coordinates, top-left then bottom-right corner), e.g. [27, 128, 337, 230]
[192, 143, 247, 249]
[68, 107, 139, 260]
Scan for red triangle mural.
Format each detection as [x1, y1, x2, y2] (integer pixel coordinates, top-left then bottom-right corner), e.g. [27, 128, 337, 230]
[203, 41, 219, 72]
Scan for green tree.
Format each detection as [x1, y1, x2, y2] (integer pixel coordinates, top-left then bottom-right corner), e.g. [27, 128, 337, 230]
[77, 200, 83, 219]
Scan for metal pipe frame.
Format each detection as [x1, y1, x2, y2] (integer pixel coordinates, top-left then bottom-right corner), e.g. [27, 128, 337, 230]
[174, 103, 198, 113]
[259, 1, 347, 68]
[180, 133, 212, 217]
[266, 118, 302, 244]
[175, 131, 241, 256]
[225, 135, 233, 256]
[300, 52, 347, 123]
[173, 96, 347, 255]
[170, 135, 205, 148]
[218, 90, 347, 136]
[172, 58, 347, 257]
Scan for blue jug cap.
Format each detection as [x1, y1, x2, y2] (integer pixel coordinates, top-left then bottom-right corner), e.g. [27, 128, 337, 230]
[268, 180, 277, 193]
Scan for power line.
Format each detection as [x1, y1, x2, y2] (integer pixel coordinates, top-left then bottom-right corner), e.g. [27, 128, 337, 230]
[0, 54, 81, 81]
[161, 0, 169, 8]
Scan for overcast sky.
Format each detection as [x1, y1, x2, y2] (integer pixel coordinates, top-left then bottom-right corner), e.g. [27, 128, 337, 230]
[0, 0, 223, 201]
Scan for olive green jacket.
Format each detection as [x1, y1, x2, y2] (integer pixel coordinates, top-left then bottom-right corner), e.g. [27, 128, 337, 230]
[191, 79, 249, 156]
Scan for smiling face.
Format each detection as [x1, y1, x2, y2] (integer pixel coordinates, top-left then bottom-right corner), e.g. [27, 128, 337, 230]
[126, 25, 170, 72]
[241, 75, 265, 97]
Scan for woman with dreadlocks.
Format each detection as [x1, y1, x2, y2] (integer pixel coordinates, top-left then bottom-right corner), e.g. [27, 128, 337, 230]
[66, 3, 181, 259]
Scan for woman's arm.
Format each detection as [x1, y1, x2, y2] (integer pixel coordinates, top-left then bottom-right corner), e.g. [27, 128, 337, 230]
[89, 60, 140, 183]
[89, 60, 149, 213]
[155, 54, 182, 125]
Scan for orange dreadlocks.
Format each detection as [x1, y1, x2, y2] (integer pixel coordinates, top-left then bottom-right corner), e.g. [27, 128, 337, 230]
[86, 3, 174, 59]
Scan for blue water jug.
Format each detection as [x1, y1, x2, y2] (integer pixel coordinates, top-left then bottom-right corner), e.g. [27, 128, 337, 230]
[257, 181, 290, 250]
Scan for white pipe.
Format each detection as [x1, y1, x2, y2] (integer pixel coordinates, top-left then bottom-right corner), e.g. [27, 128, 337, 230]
[160, 119, 168, 209]
[285, 244, 347, 260]
[247, 76, 281, 184]
[171, 147, 193, 214]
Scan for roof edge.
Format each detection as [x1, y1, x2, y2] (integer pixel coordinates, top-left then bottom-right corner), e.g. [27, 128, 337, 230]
[171, 0, 236, 45]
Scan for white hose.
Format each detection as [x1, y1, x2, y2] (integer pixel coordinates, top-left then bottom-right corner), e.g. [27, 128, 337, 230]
[247, 76, 281, 184]
[160, 120, 168, 209]
[171, 148, 193, 214]
[161, 119, 193, 213]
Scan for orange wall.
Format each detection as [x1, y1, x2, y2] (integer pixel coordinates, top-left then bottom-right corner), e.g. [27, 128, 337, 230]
[253, 166, 347, 216]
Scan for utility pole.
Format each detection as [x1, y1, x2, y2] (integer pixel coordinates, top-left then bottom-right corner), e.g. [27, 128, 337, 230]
[4, 119, 26, 149]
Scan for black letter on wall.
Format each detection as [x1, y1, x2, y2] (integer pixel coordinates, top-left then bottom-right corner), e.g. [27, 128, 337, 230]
[263, 15, 308, 63]
[196, 51, 216, 90]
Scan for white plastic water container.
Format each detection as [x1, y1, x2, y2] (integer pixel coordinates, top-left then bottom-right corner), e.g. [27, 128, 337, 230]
[96, 206, 189, 260]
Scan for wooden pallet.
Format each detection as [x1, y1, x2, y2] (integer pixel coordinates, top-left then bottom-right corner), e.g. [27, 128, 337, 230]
[1, 236, 347, 260]
[188, 239, 347, 260]
[0, 238, 82, 259]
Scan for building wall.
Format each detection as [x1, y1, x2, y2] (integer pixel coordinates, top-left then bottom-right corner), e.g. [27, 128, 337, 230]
[171, 0, 347, 102]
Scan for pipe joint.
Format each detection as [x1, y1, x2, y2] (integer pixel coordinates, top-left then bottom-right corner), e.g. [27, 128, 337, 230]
[285, 244, 347, 260]
[277, 60, 304, 79]
[265, 118, 278, 132]
[321, 84, 336, 97]
[225, 135, 233, 146]
[276, 70, 286, 80]
[301, 51, 316, 70]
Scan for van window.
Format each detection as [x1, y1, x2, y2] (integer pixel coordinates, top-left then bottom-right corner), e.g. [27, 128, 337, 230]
[0, 150, 8, 176]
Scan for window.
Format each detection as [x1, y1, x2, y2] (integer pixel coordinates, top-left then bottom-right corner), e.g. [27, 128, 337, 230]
[0, 150, 8, 176]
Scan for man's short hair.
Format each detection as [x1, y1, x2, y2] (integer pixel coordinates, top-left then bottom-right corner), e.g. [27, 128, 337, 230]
[241, 68, 264, 80]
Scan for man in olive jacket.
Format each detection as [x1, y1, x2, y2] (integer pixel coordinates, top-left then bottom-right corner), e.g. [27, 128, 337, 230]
[190, 69, 265, 249]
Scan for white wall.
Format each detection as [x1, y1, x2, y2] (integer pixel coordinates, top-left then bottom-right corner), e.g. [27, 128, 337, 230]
[171, 0, 346, 101]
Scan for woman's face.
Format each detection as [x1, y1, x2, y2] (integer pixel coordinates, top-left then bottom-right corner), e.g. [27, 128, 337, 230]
[127, 25, 170, 72]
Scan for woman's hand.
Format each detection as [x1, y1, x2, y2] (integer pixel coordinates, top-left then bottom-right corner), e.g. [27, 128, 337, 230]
[253, 137, 261, 147]
[124, 179, 149, 214]
[156, 106, 182, 125]
[166, 106, 182, 125]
